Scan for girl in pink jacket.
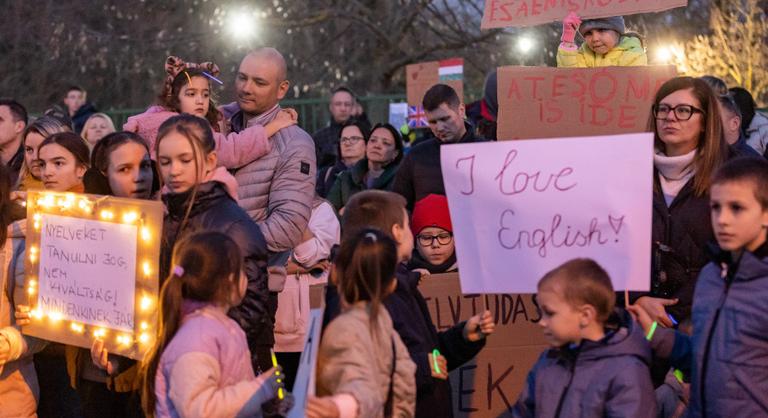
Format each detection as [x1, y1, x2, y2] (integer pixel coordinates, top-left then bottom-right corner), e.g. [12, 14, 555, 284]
[124, 56, 297, 167]
[141, 231, 284, 418]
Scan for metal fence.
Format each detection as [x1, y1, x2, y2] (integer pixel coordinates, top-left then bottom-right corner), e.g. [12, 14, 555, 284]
[103, 94, 409, 135]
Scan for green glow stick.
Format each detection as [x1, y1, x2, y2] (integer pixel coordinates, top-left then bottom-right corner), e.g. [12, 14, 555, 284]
[432, 349, 442, 374]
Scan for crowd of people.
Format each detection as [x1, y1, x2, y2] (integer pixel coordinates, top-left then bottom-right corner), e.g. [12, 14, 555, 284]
[0, 10, 767, 418]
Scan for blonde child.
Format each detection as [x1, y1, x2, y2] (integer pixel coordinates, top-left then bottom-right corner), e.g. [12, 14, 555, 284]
[141, 231, 283, 418]
[514, 259, 655, 418]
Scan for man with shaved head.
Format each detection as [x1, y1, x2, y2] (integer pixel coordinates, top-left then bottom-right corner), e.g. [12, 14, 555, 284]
[221, 47, 317, 373]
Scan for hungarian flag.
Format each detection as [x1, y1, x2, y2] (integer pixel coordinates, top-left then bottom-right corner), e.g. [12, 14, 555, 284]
[438, 58, 463, 82]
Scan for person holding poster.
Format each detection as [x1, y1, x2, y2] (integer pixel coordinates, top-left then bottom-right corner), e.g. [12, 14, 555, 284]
[0, 163, 48, 417]
[142, 231, 284, 418]
[155, 114, 274, 375]
[635, 77, 730, 328]
[557, 12, 647, 68]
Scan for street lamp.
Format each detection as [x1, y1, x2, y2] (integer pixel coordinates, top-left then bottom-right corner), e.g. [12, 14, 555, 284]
[227, 9, 259, 41]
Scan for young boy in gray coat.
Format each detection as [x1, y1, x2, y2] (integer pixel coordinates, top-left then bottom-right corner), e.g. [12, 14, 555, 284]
[513, 259, 656, 418]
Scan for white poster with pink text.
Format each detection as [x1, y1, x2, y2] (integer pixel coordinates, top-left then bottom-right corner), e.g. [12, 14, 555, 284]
[441, 133, 653, 294]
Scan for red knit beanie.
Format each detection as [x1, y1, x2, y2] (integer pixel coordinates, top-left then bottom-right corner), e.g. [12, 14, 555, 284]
[411, 194, 452, 234]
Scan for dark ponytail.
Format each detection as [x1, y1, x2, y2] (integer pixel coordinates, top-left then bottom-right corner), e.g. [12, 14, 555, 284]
[140, 231, 243, 417]
[333, 228, 398, 337]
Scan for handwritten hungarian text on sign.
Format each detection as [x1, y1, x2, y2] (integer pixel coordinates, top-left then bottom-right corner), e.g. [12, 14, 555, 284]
[441, 134, 652, 294]
[482, 0, 688, 29]
[38, 214, 137, 332]
[497, 65, 676, 140]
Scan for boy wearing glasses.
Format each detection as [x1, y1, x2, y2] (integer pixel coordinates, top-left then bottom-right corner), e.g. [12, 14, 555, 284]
[408, 194, 458, 274]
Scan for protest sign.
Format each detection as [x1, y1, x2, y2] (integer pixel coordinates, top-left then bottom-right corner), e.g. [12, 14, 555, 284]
[22, 191, 163, 360]
[419, 273, 548, 417]
[440, 134, 653, 294]
[287, 308, 324, 418]
[389, 102, 409, 129]
[406, 58, 464, 107]
[497, 65, 677, 140]
[481, 0, 688, 29]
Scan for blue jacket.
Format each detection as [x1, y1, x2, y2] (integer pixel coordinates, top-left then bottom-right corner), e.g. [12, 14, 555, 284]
[513, 310, 655, 418]
[651, 242, 768, 417]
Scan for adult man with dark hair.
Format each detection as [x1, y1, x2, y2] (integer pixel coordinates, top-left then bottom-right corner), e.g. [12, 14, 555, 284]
[0, 99, 28, 184]
[718, 94, 761, 157]
[312, 86, 360, 169]
[393, 83, 486, 211]
[220, 47, 317, 373]
[63, 85, 97, 134]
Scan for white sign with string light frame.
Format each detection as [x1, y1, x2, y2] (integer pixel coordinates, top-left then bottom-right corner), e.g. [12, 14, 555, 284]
[21, 191, 163, 361]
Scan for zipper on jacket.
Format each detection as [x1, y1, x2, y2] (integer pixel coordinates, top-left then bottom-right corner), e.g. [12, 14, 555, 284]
[553, 352, 578, 418]
[699, 262, 735, 418]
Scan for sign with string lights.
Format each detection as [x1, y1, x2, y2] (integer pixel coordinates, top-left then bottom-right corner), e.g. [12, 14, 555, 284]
[21, 191, 163, 361]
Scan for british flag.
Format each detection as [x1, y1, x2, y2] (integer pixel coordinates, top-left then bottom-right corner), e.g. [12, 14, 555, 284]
[408, 105, 428, 128]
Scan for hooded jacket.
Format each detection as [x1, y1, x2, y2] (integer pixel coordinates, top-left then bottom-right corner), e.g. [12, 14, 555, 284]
[557, 36, 647, 68]
[161, 180, 273, 355]
[651, 242, 768, 417]
[513, 310, 655, 418]
[326, 158, 400, 213]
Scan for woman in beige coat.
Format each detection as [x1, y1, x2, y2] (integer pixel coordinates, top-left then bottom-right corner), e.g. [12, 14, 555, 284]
[307, 229, 416, 418]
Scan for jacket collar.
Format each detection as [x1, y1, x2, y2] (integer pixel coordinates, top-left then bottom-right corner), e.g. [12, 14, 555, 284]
[162, 181, 231, 220]
[349, 158, 399, 188]
[707, 240, 768, 282]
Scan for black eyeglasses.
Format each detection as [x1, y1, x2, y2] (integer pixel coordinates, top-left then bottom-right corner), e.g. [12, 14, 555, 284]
[417, 232, 453, 246]
[652, 104, 706, 121]
[340, 136, 364, 144]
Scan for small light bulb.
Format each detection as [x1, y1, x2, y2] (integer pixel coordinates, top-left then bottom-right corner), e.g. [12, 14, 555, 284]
[140, 295, 152, 311]
[93, 328, 107, 338]
[140, 321, 149, 331]
[143, 261, 152, 277]
[141, 227, 151, 242]
[31, 309, 44, 319]
[139, 332, 151, 344]
[122, 211, 138, 224]
[70, 323, 85, 333]
[49, 311, 63, 322]
[100, 210, 114, 220]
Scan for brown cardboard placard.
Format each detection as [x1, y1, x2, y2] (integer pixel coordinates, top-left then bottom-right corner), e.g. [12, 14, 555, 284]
[496, 65, 677, 140]
[419, 273, 548, 417]
[481, 0, 688, 29]
[406, 59, 465, 108]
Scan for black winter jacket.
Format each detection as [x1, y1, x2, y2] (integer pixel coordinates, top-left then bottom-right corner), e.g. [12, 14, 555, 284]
[392, 122, 485, 211]
[385, 265, 485, 418]
[161, 182, 272, 353]
[649, 175, 714, 322]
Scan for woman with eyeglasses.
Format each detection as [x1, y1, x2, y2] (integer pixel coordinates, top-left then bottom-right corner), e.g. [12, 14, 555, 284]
[316, 119, 369, 198]
[632, 77, 730, 330]
[327, 123, 404, 215]
[407, 194, 458, 275]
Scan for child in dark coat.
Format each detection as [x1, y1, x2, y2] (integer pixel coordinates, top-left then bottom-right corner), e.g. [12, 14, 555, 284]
[514, 259, 656, 418]
[325, 190, 495, 417]
[631, 157, 768, 417]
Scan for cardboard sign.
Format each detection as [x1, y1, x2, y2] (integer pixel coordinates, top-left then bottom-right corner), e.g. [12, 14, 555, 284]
[406, 59, 464, 107]
[419, 273, 548, 417]
[440, 134, 653, 294]
[497, 65, 677, 140]
[481, 0, 688, 29]
[22, 191, 163, 360]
